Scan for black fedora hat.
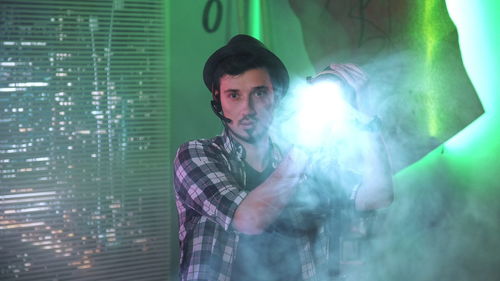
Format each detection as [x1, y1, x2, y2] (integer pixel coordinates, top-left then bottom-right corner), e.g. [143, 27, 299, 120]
[203, 34, 289, 96]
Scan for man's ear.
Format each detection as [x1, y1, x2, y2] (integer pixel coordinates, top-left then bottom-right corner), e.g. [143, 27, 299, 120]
[212, 89, 219, 101]
[211, 91, 222, 113]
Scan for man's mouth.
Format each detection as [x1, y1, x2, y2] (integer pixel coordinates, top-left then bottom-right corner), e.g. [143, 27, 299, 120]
[239, 118, 256, 127]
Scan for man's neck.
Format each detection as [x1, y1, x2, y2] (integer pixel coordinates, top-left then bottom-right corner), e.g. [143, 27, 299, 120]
[233, 134, 271, 173]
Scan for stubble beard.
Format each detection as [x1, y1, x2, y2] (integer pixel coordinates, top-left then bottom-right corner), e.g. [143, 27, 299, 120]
[227, 124, 268, 145]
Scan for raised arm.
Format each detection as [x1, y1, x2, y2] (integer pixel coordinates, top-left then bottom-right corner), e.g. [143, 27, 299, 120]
[174, 140, 308, 235]
[232, 148, 308, 235]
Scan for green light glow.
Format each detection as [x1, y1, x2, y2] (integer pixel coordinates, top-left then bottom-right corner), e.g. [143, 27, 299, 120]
[249, 0, 262, 40]
[421, 0, 442, 136]
[444, 0, 500, 151]
[440, 0, 500, 191]
[423, 0, 439, 62]
[424, 93, 439, 136]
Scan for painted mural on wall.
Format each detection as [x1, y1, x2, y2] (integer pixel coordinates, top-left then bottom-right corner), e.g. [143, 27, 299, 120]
[289, 0, 484, 172]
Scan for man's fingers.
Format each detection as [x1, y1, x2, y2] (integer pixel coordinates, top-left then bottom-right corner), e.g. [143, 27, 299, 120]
[327, 63, 368, 92]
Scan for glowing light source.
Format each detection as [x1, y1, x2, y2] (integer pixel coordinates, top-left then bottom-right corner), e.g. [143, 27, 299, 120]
[276, 81, 362, 151]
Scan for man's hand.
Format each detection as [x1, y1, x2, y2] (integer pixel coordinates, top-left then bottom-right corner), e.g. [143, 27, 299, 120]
[310, 63, 368, 109]
[274, 147, 310, 181]
[232, 147, 310, 235]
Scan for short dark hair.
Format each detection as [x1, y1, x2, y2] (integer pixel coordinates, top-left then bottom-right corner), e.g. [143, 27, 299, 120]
[203, 34, 289, 99]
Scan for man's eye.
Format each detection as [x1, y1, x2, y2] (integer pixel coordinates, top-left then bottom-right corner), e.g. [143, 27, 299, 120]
[229, 93, 239, 99]
[254, 90, 267, 97]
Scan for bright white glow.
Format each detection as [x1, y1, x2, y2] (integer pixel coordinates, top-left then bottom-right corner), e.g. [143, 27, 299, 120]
[20, 41, 46, 46]
[4, 207, 50, 214]
[272, 79, 372, 173]
[26, 157, 50, 162]
[289, 81, 356, 148]
[0, 191, 56, 199]
[0, 222, 45, 229]
[32, 241, 53, 246]
[8, 82, 48, 87]
[0, 87, 26, 92]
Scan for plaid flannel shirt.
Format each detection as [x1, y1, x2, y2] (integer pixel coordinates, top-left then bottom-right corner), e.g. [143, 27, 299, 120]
[173, 130, 324, 281]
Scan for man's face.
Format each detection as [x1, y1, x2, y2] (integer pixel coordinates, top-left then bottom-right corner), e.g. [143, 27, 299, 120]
[219, 68, 275, 144]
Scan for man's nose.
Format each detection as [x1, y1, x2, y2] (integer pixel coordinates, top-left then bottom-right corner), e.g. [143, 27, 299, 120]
[241, 95, 255, 115]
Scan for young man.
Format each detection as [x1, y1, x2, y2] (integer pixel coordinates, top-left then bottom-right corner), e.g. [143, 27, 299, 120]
[173, 34, 393, 281]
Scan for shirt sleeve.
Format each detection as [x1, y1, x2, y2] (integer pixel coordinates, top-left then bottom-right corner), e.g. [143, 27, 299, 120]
[173, 140, 248, 231]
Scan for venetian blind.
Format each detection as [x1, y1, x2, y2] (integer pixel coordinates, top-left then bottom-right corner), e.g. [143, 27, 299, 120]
[0, 0, 172, 280]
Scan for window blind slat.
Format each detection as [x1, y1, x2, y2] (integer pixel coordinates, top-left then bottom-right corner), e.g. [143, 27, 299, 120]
[0, 1, 171, 280]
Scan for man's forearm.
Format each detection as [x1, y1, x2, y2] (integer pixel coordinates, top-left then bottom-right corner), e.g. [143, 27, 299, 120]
[232, 150, 306, 235]
[232, 172, 299, 234]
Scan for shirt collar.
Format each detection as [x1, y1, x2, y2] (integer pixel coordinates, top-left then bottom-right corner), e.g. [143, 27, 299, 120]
[221, 128, 245, 161]
[221, 128, 281, 166]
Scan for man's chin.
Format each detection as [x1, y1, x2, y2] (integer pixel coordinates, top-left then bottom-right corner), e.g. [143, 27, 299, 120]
[228, 128, 266, 144]
[231, 131, 257, 144]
